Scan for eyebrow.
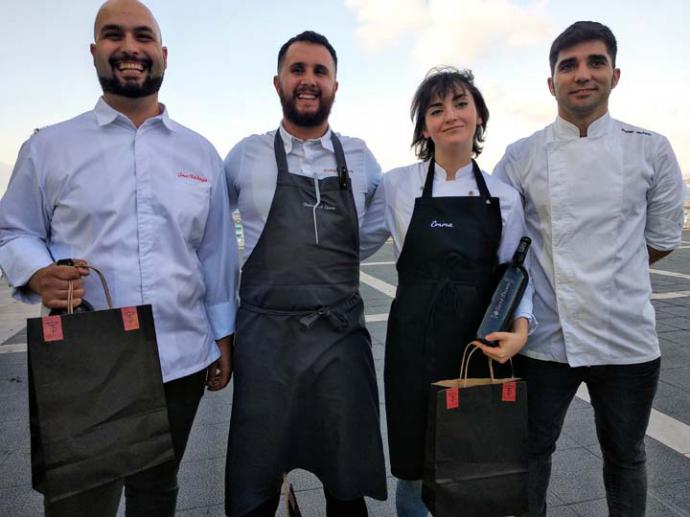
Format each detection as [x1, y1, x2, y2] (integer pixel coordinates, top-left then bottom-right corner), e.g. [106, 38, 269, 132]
[588, 53, 609, 62]
[427, 92, 467, 109]
[99, 24, 156, 36]
[557, 57, 578, 68]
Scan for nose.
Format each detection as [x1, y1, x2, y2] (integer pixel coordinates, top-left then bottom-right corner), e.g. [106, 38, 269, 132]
[301, 69, 317, 86]
[574, 62, 592, 83]
[120, 33, 139, 55]
[445, 107, 460, 123]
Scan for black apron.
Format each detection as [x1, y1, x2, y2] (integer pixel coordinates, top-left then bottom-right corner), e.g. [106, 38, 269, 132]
[384, 159, 505, 480]
[225, 131, 387, 516]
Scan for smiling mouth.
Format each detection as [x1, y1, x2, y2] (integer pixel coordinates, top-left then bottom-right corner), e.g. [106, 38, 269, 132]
[571, 88, 596, 95]
[295, 90, 320, 101]
[109, 56, 151, 74]
[117, 62, 146, 72]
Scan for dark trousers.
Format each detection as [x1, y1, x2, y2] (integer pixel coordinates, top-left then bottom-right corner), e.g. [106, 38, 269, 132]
[241, 489, 368, 517]
[44, 369, 207, 517]
[515, 356, 660, 517]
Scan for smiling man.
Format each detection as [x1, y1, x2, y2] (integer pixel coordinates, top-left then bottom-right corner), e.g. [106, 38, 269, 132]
[493, 21, 685, 517]
[223, 31, 387, 517]
[0, 1, 238, 515]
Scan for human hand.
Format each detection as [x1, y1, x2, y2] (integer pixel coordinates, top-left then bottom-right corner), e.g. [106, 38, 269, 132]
[207, 335, 233, 391]
[27, 260, 90, 309]
[472, 317, 528, 364]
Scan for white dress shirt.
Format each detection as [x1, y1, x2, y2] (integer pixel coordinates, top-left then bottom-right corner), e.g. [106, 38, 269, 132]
[224, 125, 382, 261]
[0, 98, 240, 382]
[359, 160, 535, 325]
[493, 113, 685, 366]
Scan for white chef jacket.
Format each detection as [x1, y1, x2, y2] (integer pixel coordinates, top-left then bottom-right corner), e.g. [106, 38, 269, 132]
[224, 124, 382, 261]
[493, 113, 685, 366]
[359, 160, 535, 325]
[0, 98, 240, 382]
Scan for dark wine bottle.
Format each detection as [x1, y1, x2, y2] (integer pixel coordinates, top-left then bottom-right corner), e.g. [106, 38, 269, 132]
[476, 236, 531, 346]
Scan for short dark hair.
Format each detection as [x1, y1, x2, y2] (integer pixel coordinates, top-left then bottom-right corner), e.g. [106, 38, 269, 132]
[410, 67, 489, 161]
[277, 31, 338, 73]
[549, 21, 617, 75]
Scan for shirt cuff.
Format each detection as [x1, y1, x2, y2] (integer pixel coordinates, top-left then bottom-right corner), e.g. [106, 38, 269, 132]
[205, 300, 236, 340]
[0, 238, 54, 302]
[514, 311, 538, 335]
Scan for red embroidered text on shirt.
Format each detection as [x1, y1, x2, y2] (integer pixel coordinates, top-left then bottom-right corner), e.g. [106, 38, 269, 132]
[177, 172, 208, 183]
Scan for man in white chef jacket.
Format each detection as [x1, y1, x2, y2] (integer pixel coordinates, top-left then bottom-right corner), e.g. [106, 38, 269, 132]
[493, 21, 685, 517]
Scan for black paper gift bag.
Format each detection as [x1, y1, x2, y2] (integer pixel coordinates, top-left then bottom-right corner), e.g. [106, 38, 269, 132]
[26, 266, 174, 503]
[422, 346, 528, 517]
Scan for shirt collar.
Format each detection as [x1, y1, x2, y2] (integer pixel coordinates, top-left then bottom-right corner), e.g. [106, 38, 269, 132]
[553, 112, 611, 140]
[432, 160, 473, 181]
[278, 123, 333, 154]
[93, 97, 176, 131]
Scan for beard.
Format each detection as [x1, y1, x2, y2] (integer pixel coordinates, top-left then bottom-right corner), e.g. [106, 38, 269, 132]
[278, 85, 335, 128]
[98, 55, 164, 98]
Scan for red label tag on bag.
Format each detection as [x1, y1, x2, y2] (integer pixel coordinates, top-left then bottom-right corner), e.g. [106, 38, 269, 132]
[121, 307, 140, 331]
[502, 381, 517, 402]
[42, 316, 63, 342]
[446, 387, 460, 409]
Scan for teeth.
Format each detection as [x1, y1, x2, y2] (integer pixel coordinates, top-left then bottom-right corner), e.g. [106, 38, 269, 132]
[117, 62, 145, 72]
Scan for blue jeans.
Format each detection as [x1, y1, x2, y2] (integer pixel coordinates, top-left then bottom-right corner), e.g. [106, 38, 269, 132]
[395, 479, 428, 517]
[515, 356, 660, 517]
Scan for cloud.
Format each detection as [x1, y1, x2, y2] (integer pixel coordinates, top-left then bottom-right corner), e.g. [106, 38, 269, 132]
[345, 0, 430, 53]
[346, 0, 553, 69]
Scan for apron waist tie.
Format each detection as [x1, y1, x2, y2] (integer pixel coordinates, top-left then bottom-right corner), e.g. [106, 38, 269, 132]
[241, 293, 361, 331]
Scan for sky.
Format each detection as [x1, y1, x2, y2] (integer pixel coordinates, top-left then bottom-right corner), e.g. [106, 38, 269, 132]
[1, 0, 689, 195]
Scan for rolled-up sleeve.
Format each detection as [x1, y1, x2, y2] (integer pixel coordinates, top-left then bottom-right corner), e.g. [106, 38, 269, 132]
[0, 140, 54, 302]
[645, 136, 685, 251]
[200, 149, 240, 340]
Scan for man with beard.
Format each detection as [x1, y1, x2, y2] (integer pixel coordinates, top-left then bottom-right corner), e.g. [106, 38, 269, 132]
[0, 1, 238, 516]
[223, 31, 387, 517]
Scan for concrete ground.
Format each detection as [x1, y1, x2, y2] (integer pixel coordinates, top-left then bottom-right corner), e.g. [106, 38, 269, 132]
[2, 235, 690, 516]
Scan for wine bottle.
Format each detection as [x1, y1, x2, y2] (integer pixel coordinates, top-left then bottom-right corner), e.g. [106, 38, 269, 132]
[476, 237, 531, 346]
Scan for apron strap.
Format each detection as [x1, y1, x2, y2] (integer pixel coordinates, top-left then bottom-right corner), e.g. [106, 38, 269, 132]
[273, 131, 289, 178]
[422, 158, 436, 198]
[470, 159, 494, 203]
[423, 159, 493, 202]
[240, 293, 361, 331]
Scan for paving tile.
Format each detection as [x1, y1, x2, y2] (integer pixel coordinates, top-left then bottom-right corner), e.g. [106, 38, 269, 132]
[651, 479, 690, 514]
[547, 447, 605, 504]
[662, 366, 690, 390]
[184, 422, 229, 462]
[654, 382, 690, 427]
[0, 450, 32, 488]
[0, 393, 29, 424]
[561, 406, 599, 447]
[645, 440, 690, 487]
[569, 495, 684, 516]
[0, 486, 43, 517]
[0, 421, 30, 453]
